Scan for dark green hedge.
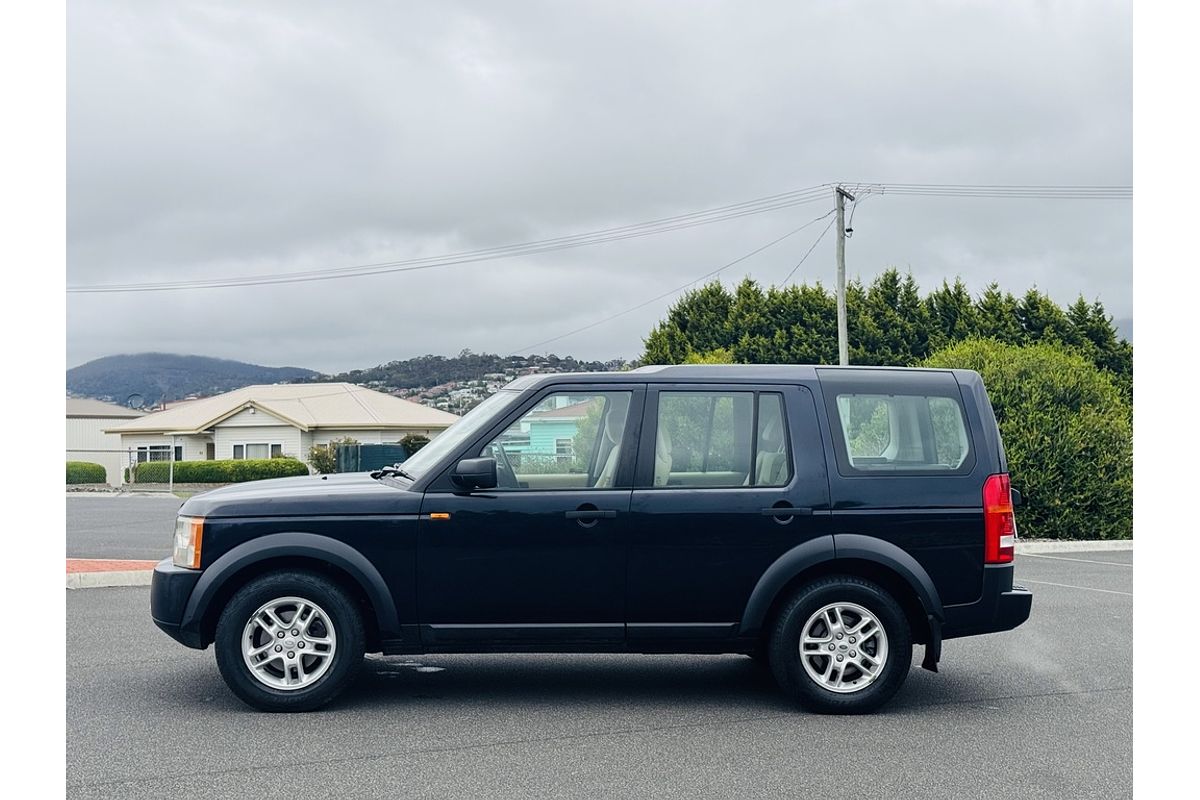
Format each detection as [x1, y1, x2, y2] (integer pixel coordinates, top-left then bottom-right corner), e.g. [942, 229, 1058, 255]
[131, 458, 309, 484]
[67, 461, 107, 484]
[925, 339, 1132, 540]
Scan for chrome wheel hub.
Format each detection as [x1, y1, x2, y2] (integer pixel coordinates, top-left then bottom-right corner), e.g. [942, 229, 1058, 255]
[799, 602, 888, 693]
[242, 596, 337, 691]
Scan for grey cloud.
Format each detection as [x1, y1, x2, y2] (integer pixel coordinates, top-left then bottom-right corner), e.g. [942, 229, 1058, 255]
[68, 0, 1131, 373]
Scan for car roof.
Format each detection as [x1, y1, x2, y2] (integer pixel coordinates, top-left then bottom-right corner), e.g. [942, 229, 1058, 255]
[505, 364, 959, 390]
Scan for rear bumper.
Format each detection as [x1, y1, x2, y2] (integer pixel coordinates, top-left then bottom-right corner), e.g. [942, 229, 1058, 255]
[150, 558, 204, 648]
[941, 563, 1033, 640]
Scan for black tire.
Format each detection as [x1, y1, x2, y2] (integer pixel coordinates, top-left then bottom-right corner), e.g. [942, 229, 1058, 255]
[768, 576, 912, 714]
[214, 570, 365, 712]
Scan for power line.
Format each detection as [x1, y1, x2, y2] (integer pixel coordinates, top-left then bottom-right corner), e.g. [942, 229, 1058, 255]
[779, 216, 837, 285]
[67, 185, 835, 293]
[66, 181, 1130, 294]
[852, 183, 1131, 198]
[511, 209, 836, 355]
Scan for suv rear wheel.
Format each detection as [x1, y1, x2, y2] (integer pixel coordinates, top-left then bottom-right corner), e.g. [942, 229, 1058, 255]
[214, 570, 365, 712]
[768, 576, 912, 714]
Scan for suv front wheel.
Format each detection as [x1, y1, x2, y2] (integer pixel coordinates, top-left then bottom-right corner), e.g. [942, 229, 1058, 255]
[214, 570, 365, 712]
[768, 576, 912, 714]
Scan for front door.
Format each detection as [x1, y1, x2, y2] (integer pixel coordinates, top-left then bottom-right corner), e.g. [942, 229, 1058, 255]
[626, 383, 830, 644]
[417, 386, 644, 648]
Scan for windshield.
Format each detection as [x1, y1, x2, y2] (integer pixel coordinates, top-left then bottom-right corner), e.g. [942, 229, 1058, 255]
[398, 390, 523, 480]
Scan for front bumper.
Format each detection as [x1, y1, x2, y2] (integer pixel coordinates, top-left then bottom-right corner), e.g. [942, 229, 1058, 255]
[942, 564, 1033, 640]
[150, 558, 204, 648]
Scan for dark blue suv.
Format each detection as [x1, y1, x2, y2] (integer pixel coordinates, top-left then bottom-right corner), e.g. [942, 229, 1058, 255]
[151, 365, 1032, 713]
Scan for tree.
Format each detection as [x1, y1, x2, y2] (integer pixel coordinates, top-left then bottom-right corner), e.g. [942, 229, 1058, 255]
[641, 271, 1131, 385]
[974, 283, 1023, 342]
[925, 278, 978, 350]
[925, 339, 1131, 541]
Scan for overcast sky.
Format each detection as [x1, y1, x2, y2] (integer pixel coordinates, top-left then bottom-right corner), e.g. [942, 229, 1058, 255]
[66, 0, 1131, 374]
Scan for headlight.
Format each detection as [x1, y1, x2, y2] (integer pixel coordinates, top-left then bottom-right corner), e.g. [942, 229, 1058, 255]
[172, 516, 204, 569]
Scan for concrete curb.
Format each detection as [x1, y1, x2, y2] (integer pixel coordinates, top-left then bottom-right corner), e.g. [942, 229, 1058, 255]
[66, 570, 154, 589]
[1016, 540, 1132, 554]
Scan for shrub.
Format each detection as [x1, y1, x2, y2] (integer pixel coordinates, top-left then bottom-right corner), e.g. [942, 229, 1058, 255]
[925, 339, 1131, 540]
[67, 461, 107, 484]
[309, 436, 359, 474]
[400, 434, 431, 456]
[131, 458, 309, 484]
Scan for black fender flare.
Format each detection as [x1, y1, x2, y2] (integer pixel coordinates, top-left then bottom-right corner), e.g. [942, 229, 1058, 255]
[179, 532, 401, 644]
[739, 535, 838, 637]
[832, 533, 944, 624]
[738, 533, 945, 638]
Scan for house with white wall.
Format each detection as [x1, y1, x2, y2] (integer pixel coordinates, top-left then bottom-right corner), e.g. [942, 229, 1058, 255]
[106, 383, 459, 471]
[66, 397, 146, 485]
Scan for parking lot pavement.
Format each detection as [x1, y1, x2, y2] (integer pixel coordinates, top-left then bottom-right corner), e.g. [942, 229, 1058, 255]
[66, 494, 183, 560]
[65, 552, 1131, 800]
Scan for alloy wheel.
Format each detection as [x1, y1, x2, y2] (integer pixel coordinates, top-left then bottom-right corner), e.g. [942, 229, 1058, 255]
[241, 596, 337, 691]
[799, 601, 888, 693]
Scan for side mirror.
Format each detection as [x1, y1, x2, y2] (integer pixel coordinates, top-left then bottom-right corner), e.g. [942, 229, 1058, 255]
[1011, 488, 1023, 508]
[452, 457, 497, 491]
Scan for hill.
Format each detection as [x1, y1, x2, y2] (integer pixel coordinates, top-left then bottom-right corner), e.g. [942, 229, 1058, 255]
[314, 350, 632, 414]
[320, 350, 626, 388]
[67, 353, 319, 407]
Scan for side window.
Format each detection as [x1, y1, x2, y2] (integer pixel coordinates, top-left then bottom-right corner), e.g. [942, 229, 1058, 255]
[833, 392, 971, 472]
[480, 391, 632, 489]
[654, 391, 790, 488]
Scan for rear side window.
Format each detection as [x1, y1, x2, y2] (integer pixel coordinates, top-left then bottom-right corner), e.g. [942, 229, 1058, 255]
[653, 391, 790, 488]
[833, 392, 971, 473]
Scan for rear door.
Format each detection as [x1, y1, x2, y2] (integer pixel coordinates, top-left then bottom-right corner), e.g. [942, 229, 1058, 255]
[625, 383, 829, 643]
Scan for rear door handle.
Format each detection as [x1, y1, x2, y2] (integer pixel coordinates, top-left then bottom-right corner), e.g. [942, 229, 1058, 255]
[565, 510, 617, 520]
[760, 506, 813, 516]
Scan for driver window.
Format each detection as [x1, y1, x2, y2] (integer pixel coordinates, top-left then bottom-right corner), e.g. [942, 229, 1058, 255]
[481, 391, 632, 490]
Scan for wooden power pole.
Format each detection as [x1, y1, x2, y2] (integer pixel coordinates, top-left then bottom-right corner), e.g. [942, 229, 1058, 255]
[835, 185, 856, 365]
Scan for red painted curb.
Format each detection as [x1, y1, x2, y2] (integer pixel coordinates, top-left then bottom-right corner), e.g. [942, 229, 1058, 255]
[67, 559, 159, 574]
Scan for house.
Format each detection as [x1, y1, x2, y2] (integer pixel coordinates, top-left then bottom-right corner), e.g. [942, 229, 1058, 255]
[66, 397, 146, 485]
[106, 382, 459, 470]
[496, 397, 594, 463]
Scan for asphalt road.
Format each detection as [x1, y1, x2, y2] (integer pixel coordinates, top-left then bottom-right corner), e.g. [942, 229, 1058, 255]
[66, 494, 184, 559]
[66, 551, 1131, 799]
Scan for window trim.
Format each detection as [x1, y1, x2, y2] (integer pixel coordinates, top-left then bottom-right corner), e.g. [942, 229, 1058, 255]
[639, 385, 793, 491]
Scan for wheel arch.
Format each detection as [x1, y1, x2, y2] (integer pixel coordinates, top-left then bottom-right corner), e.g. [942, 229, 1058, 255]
[180, 532, 401, 652]
[740, 534, 943, 647]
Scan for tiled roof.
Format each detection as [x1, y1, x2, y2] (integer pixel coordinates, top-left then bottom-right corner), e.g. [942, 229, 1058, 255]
[107, 383, 459, 434]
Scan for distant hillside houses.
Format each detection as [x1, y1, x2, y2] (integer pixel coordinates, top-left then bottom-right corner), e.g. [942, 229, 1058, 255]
[393, 361, 617, 414]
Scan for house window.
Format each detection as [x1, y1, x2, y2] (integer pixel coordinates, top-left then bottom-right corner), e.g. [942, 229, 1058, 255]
[234, 443, 283, 460]
[555, 438, 573, 458]
[136, 445, 172, 463]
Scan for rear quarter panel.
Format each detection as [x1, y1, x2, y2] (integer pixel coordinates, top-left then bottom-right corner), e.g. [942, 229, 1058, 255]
[813, 369, 1001, 606]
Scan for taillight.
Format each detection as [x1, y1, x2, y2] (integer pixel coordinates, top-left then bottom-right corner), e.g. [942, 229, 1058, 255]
[983, 473, 1015, 564]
